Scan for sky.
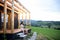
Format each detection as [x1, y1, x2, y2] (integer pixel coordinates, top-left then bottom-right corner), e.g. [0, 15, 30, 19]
[18, 0, 60, 21]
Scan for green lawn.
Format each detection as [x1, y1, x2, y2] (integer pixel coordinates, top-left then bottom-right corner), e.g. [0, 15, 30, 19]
[31, 27, 60, 40]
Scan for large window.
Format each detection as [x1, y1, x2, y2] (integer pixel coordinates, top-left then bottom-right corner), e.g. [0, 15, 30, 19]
[1, 13, 8, 23]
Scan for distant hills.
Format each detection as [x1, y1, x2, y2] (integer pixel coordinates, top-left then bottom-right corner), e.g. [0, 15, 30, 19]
[20, 20, 60, 29]
[31, 20, 60, 27]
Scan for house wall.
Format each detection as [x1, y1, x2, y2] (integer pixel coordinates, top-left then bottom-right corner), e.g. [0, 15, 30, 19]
[0, 6, 18, 30]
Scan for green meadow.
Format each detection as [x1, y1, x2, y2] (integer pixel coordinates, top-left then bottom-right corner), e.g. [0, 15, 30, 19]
[31, 27, 60, 40]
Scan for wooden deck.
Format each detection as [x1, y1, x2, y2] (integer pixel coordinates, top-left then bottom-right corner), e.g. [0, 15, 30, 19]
[0, 28, 31, 34]
[0, 29, 31, 40]
[0, 29, 21, 34]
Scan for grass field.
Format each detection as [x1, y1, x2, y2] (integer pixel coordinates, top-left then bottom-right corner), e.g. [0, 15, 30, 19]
[31, 27, 60, 40]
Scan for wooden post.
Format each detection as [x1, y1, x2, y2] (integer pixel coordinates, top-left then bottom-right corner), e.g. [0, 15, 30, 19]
[8, 13, 11, 29]
[18, 12, 20, 29]
[26, 12, 31, 28]
[22, 12, 24, 21]
[29, 13, 31, 28]
[4, 0, 7, 39]
[11, 0, 14, 33]
[25, 13, 27, 26]
[25, 12, 28, 28]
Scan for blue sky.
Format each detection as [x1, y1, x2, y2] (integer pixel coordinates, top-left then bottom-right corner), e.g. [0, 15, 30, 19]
[19, 0, 60, 21]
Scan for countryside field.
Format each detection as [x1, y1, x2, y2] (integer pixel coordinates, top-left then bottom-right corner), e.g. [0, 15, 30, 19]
[31, 27, 60, 40]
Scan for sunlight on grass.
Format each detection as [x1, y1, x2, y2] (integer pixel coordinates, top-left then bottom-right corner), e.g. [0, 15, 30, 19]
[31, 27, 60, 40]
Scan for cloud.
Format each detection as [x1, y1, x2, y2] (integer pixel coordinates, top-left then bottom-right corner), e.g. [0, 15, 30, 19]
[19, 0, 60, 21]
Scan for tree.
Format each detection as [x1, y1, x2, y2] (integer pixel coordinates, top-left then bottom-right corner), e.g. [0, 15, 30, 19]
[47, 23, 51, 28]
